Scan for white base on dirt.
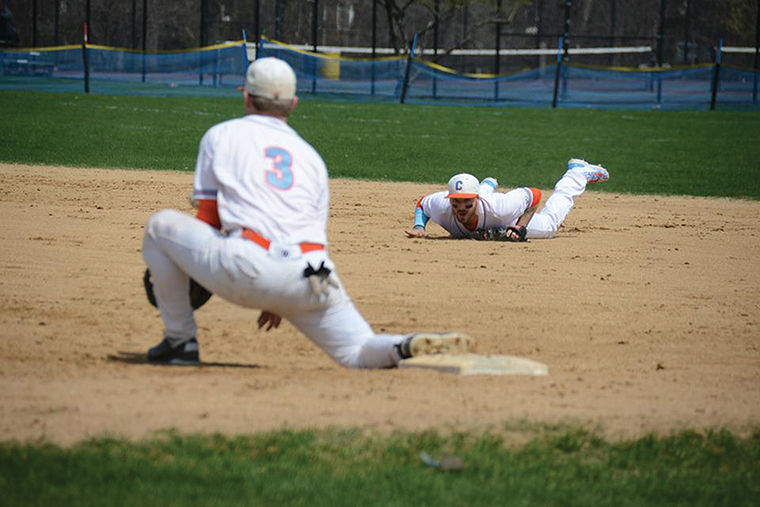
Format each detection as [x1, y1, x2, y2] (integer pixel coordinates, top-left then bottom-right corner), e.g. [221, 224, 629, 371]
[399, 354, 548, 376]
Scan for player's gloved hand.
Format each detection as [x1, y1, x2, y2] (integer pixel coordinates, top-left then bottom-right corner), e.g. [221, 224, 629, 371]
[505, 225, 528, 242]
[257, 311, 282, 331]
[404, 227, 429, 238]
[303, 261, 339, 300]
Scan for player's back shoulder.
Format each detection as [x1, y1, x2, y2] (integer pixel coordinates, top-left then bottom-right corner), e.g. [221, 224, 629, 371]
[209, 114, 292, 135]
[213, 116, 318, 151]
[420, 190, 450, 216]
[421, 189, 448, 203]
[203, 116, 249, 141]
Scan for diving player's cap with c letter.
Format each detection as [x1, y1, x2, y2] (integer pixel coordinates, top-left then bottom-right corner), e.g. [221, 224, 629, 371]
[244, 57, 297, 100]
[446, 173, 480, 199]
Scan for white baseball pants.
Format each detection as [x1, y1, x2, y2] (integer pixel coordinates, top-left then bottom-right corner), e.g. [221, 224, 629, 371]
[478, 168, 588, 239]
[142, 209, 404, 369]
[525, 168, 589, 239]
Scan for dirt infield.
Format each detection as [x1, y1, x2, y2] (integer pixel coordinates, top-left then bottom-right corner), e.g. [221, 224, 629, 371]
[1, 163, 758, 445]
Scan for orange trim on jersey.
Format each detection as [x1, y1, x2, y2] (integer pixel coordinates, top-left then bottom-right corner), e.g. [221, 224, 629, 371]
[196, 199, 221, 229]
[299, 242, 324, 253]
[527, 187, 542, 208]
[242, 228, 271, 249]
[242, 229, 324, 254]
[416, 192, 431, 209]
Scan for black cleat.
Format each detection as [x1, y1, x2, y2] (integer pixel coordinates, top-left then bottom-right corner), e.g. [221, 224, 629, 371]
[147, 337, 199, 365]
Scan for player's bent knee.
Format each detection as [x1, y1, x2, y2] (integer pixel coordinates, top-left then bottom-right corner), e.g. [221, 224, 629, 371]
[145, 209, 181, 238]
[525, 213, 560, 239]
[330, 346, 364, 369]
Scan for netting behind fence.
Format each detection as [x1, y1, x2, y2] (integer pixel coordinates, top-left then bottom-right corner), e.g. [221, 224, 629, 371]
[1, 38, 758, 110]
[256, 39, 406, 99]
[0, 41, 247, 96]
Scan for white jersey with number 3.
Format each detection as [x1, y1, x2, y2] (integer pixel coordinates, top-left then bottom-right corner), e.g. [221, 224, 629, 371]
[192, 115, 329, 245]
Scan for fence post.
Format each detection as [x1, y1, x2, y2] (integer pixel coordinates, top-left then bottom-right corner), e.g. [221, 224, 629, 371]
[311, 0, 318, 94]
[710, 39, 722, 111]
[657, 0, 666, 67]
[656, 74, 663, 106]
[242, 29, 250, 70]
[254, 0, 260, 57]
[493, 0, 501, 102]
[213, 48, 219, 86]
[754, 0, 759, 103]
[199, 0, 206, 85]
[434, 0, 440, 100]
[82, 23, 89, 93]
[371, 0, 377, 96]
[141, 0, 147, 83]
[559, 0, 571, 100]
[400, 33, 417, 104]
[682, 0, 691, 64]
[552, 37, 564, 108]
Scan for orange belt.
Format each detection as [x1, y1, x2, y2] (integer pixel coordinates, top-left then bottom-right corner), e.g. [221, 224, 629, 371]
[241, 229, 324, 254]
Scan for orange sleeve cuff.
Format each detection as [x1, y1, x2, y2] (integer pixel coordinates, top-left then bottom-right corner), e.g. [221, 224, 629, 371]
[527, 187, 542, 208]
[196, 199, 221, 229]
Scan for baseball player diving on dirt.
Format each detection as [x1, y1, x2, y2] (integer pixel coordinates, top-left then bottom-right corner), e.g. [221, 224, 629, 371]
[141, 57, 474, 367]
[404, 159, 609, 241]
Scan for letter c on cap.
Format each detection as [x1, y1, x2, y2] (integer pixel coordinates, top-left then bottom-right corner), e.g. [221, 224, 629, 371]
[455, 181, 463, 190]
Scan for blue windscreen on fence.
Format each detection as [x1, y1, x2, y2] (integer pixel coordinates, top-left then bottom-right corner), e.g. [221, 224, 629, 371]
[1, 38, 758, 110]
[0, 42, 247, 97]
[256, 39, 406, 99]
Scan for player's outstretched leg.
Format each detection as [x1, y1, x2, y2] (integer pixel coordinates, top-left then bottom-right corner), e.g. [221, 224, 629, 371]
[396, 333, 476, 359]
[526, 158, 609, 239]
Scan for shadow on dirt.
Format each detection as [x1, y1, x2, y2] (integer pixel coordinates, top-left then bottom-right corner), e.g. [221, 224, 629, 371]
[107, 352, 263, 369]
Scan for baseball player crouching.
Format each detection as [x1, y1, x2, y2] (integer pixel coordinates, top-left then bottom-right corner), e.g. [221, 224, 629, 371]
[405, 159, 609, 241]
[142, 57, 474, 367]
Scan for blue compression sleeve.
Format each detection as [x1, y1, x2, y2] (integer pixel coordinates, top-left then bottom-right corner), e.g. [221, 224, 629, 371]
[414, 206, 430, 229]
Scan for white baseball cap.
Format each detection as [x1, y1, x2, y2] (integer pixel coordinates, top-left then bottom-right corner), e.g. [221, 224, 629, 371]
[244, 57, 297, 100]
[446, 173, 480, 199]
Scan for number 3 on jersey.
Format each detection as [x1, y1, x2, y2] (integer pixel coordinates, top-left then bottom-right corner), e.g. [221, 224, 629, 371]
[264, 147, 294, 190]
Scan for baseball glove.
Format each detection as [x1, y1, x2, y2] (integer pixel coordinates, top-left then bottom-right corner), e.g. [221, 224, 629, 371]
[143, 268, 212, 310]
[473, 226, 528, 242]
[504, 225, 528, 242]
[472, 227, 504, 241]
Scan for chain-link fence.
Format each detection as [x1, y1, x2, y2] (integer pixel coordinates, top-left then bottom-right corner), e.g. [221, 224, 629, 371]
[3, 1, 758, 74]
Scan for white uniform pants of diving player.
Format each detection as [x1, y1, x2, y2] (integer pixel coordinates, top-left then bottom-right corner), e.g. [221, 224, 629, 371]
[482, 167, 589, 239]
[142, 209, 404, 369]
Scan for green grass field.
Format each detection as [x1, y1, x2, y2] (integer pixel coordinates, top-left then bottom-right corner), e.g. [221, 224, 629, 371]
[1, 91, 759, 198]
[2, 90, 759, 504]
[2, 428, 758, 506]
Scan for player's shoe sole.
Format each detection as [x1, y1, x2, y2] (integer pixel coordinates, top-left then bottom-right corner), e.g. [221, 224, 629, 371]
[583, 164, 609, 183]
[404, 333, 476, 358]
[567, 158, 609, 184]
[147, 337, 200, 365]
